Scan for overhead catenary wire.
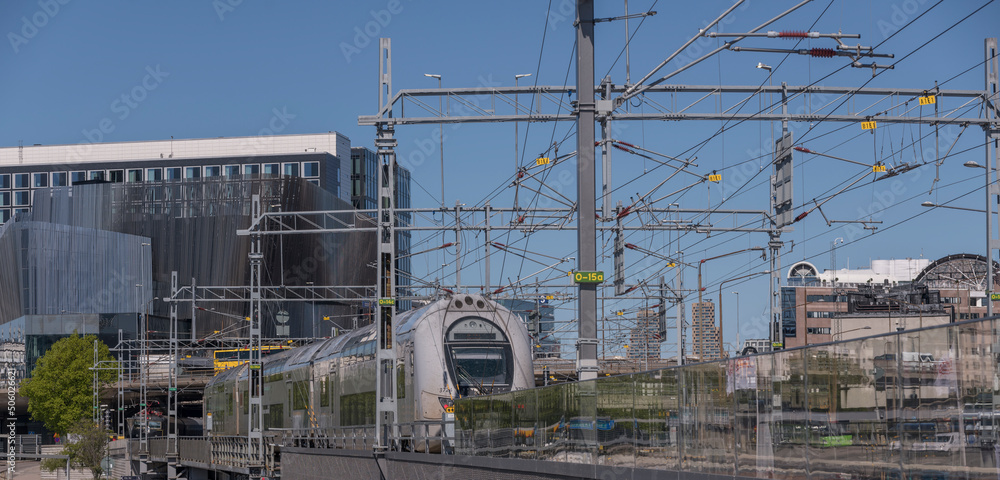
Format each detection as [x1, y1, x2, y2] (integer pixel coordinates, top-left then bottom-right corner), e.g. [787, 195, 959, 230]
[374, 1, 996, 359]
[607, 0, 982, 277]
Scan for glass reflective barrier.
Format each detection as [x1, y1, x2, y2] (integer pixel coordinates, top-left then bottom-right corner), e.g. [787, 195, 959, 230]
[455, 317, 999, 480]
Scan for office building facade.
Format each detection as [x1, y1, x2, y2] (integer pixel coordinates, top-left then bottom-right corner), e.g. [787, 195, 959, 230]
[497, 298, 559, 358]
[0, 135, 414, 314]
[3, 176, 375, 336]
[781, 254, 996, 348]
[627, 311, 661, 361]
[350, 146, 412, 310]
[692, 301, 722, 360]
[0, 133, 353, 224]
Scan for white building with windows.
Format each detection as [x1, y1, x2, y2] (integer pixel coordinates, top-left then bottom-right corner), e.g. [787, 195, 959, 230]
[0, 132, 352, 223]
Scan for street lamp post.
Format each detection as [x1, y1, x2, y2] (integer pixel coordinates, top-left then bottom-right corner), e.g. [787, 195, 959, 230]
[269, 204, 284, 289]
[622, 242, 689, 364]
[964, 160, 994, 316]
[922, 189, 995, 316]
[836, 325, 872, 342]
[757, 62, 774, 148]
[425, 73, 445, 210]
[920, 201, 992, 214]
[136, 295, 158, 473]
[733, 291, 740, 354]
[514, 73, 531, 211]
[717, 272, 769, 356]
[514, 73, 532, 173]
[306, 281, 315, 338]
[698, 247, 765, 358]
[425, 73, 447, 284]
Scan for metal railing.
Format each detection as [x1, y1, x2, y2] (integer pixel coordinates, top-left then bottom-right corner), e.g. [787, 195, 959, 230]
[208, 435, 253, 468]
[129, 435, 278, 473]
[393, 420, 455, 454]
[453, 316, 1000, 480]
[276, 426, 376, 450]
[178, 437, 210, 465]
[272, 420, 456, 453]
[15, 434, 41, 455]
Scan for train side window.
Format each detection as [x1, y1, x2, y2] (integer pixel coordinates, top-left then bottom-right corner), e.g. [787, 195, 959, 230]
[292, 381, 308, 411]
[320, 377, 330, 407]
[329, 372, 337, 409]
[397, 365, 405, 399]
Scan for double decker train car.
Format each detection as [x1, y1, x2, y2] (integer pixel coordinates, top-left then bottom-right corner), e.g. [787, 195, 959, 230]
[204, 294, 534, 437]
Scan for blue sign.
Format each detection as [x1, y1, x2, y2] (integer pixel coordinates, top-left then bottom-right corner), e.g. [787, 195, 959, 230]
[568, 418, 615, 430]
[569, 418, 589, 430]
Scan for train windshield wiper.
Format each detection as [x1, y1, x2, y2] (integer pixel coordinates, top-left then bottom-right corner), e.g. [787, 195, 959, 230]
[456, 365, 488, 395]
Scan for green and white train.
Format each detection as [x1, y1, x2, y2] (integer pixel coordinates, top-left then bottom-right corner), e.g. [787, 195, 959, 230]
[204, 294, 534, 436]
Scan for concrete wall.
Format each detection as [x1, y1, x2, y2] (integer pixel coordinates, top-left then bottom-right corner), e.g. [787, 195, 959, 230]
[282, 447, 757, 480]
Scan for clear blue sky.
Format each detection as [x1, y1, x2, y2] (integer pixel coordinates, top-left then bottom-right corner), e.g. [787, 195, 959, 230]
[2, 0, 998, 357]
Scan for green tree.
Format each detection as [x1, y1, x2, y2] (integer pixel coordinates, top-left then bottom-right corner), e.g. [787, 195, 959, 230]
[20, 333, 118, 435]
[41, 419, 111, 480]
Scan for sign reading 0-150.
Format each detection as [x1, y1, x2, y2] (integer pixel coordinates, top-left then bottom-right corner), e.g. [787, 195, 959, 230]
[573, 271, 605, 284]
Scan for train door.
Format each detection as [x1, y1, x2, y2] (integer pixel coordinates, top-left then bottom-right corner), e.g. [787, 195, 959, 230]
[330, 364, 340, 428]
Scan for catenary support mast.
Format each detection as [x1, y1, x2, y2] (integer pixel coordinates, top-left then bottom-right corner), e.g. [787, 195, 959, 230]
[374, 37, 400, 452]
[575, 0, 599, 382]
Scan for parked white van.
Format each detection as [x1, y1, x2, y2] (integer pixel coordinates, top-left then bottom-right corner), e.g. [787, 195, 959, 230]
[910, 433, 963, 453]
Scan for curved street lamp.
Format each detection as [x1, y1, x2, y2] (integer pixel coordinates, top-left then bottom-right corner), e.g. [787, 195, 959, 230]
[717, 270, 770, 356]
[836, 325, 872, 342]
[424, 73, 445, 210]
[920, 201, 991, 214]
[921, 196, 997, 316]
[964, 159, 995, 316]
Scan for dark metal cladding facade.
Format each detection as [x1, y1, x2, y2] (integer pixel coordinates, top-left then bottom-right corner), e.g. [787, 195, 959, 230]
[7, 175, 376, 340]
[0, 220, 151, 324]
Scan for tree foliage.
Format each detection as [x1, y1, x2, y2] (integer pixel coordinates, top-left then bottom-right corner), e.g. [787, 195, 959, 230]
[41, 419, 111, 480]
[20, 333, 118, 434]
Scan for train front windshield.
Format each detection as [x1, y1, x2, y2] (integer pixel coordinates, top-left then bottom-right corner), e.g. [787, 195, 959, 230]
[452, 347, 508, 385]
[445, 318, 514, 396]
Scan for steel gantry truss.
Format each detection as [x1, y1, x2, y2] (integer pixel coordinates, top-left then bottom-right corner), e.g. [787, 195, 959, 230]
[358, 84, 992, 128]
[356, 28, 998, 361]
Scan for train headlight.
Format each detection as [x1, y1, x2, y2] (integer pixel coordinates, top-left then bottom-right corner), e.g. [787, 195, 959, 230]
[438, 397, 454, 410]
